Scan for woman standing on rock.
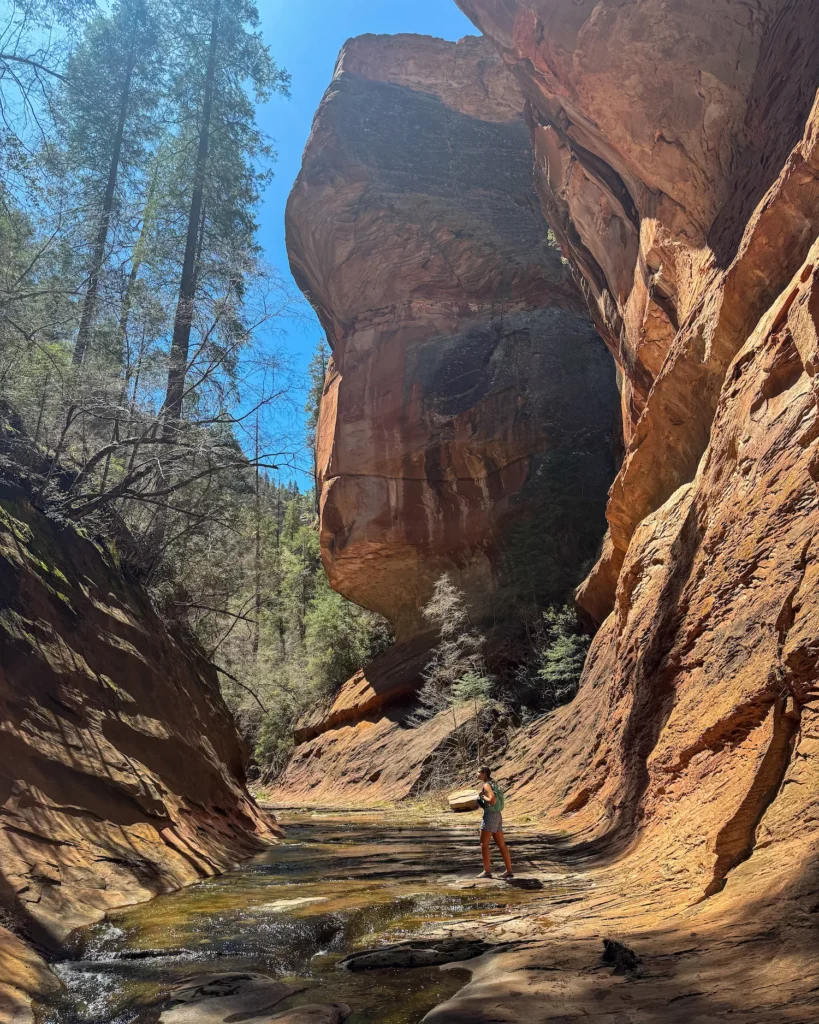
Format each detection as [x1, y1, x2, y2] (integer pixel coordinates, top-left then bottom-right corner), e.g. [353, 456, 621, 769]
[476, 766, 513, 879]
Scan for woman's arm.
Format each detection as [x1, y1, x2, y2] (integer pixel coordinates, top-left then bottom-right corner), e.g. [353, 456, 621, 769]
[482, 782, 496, 806]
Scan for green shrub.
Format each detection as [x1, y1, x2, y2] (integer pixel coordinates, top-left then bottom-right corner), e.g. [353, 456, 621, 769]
[527, 604, 590, 711]
[415, 573, 493, 720]
[305, 576, 393, 692]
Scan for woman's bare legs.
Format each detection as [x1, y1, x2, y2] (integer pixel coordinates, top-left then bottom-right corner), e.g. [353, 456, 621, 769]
[480, 830, 492, 873]
[492, 831, 513, 875]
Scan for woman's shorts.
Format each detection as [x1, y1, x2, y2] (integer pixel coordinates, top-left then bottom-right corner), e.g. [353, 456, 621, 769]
[481, 809, 503, 833]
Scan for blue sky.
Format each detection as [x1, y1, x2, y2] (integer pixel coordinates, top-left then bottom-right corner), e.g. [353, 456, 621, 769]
[252, 1, 477, 476]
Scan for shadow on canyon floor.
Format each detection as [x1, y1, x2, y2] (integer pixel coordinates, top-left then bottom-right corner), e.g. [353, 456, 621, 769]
[429, 844, 819, 1023]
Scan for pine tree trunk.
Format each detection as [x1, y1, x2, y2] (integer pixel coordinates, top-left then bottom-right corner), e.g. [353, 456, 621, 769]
[117, 159, 159, 369]
[163, 0, 221, 423]
[252, 410, 262, 659]
[73, 44, 136, 366]
[99, 169, 160, 492]
[275, 485, 285, 653]
[33, 372, 50, 444]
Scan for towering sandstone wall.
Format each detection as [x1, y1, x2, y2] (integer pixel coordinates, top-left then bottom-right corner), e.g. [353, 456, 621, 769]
[420, 3, 819, 1019]
[287, 34, 618, 640]
[282, 34, 620, 803]
[0, 422, 279, 1021]
[456, 0, 819, 623]
[283, 5, 818, 1015]
[452, 0, 819, 896]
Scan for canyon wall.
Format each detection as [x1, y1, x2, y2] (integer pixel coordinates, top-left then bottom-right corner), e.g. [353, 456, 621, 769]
[281, 33, 619, 803]
[287, 33, 618, 641]
[456, 0, 819, 624]
[0, 419, 279, 1021]
[282, 7, 819, 1014]
[415, 3, 819, 1018]
[452, 0, 819, 895]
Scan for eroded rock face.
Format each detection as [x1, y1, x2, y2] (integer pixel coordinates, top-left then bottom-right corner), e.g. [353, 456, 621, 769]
[273, 634, 451, 805]
[448, 0, 819, 958]
[501, 233, 819, 903]
[457, 0, 819, 621]
[275, 696, 477, 807]
[291, 633, 435, 745]
[0, 469, 279, 1012]
[287, 33, 618, 639]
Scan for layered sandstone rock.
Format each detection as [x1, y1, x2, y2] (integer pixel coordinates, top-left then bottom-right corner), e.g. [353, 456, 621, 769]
[277, 701, 478, 807]
[416, 1, 819, 1019]
[274, 632, 496, 806]
[273, 634, 454, 805]
[287, 33, 618, 640]
[276, 1, 819, 1016]
[291, 633, 435, 745]
[457, 0, 819, 622]
[499, 231, 819, 899]
[282, 33, 618, 804]
[284, 15, 819, 1021]
[451, 0, 819, 865]
[0, 449, 279, 1017]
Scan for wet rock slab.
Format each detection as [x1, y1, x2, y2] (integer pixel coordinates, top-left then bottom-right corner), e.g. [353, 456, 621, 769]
[338, 938, 495, 971]
[448, 874, 547, 892]
[160, 974, 294, 1022]
[159, 973, 350, 1023]
[267, 1006, 351, 1024]
[257, 897, 330, 913]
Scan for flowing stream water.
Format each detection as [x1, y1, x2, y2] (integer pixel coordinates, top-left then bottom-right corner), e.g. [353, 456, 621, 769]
[36, 809, 568, 1024]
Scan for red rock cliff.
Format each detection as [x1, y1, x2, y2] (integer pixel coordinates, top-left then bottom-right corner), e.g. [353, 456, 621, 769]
[287, 33, 619, 640]
[409, 2, 819, 1018]
[457, 0, 819, 623]
[281, 5, 819, 1017]
[285, 0, 819, 969]
[0, 430, 279, 1020]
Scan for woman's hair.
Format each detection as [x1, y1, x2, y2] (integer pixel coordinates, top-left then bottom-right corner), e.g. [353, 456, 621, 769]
[479, 765, 492, 779]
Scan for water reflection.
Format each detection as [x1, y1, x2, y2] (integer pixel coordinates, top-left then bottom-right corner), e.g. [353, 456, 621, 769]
[37, 811, 561, 1024]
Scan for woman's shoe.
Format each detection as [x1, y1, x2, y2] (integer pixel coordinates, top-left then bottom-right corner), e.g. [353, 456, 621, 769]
[476, 870, 492, 878]
[501, 871, 514, 879]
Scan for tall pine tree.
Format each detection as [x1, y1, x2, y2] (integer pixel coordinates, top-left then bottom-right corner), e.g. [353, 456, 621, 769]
[57, 0, 162, 365]
[162, 0, 289, 422]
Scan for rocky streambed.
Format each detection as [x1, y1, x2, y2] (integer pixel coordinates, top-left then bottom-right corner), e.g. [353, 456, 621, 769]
[35, 810, 584, 1024]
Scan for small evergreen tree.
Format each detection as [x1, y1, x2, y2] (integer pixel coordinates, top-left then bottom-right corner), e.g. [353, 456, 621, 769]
[415, 573, 493, 720]
[534, 604, 590, 708]
[305, 338, 330, 459]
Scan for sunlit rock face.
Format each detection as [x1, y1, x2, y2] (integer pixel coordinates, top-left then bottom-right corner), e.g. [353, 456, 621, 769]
[0, 453, 279, 1013]
[287, 33, 619, 639]
[456, 0, 819, 621]
[454, 0, 819, 927]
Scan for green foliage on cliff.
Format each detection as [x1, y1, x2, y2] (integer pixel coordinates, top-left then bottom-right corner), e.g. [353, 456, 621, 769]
[0, 0, 386, 786]
[410, 575, 592, 793]
[417, 572, 590, 724]
[510, 604, 591, 715]
[414, 573, 494, 721]
[306, 574, 393, 690]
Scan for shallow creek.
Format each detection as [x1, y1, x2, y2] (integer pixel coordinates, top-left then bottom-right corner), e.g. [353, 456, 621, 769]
[37, 810, 570, 1024]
